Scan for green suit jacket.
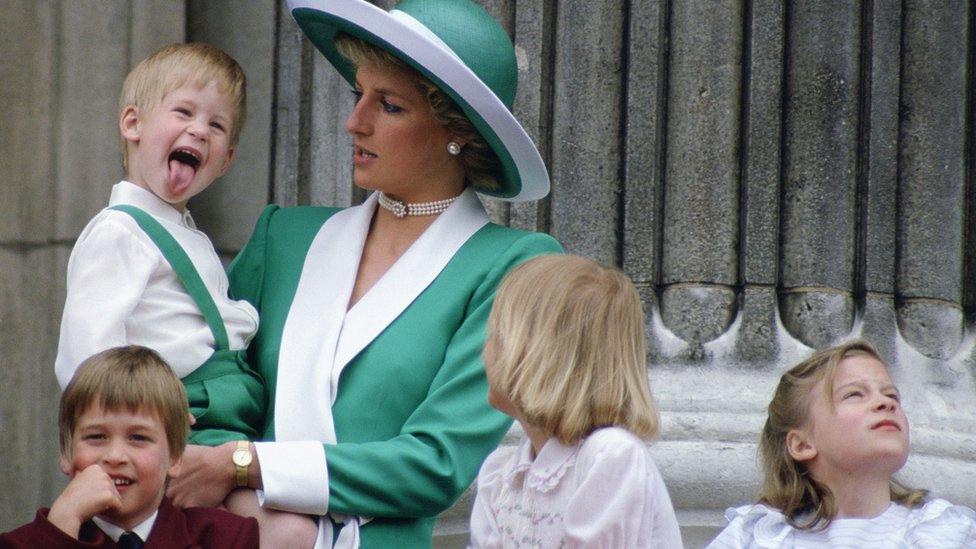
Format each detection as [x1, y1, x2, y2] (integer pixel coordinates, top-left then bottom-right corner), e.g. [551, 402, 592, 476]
[228, 193, 561, 547]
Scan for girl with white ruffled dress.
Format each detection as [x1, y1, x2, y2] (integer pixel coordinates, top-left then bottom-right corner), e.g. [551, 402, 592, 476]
[708, 340, 976, 548]
[469, 255, 683, 549]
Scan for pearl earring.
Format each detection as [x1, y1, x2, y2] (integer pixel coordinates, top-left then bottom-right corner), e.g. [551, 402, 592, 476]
[447, 141, 461, 155]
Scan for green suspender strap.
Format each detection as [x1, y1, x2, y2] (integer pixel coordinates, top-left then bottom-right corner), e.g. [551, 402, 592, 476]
[110, 205, 230, 350]
[109, 205, 264, 445]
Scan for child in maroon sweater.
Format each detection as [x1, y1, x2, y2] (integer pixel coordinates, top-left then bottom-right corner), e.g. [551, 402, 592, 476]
[0, 346, 258, 548]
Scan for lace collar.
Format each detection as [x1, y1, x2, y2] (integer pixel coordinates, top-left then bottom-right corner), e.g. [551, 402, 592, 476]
[505, 436, 580, 493]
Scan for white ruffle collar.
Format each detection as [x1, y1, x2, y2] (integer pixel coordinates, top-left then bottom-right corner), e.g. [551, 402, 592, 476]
[505, 436, 579, 494]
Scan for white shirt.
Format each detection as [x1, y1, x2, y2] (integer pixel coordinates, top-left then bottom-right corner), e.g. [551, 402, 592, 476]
[55, 181, 259, 387]
[469, 426, 683, 549]
[708, 499, 976, 548]
[92, 511, 156, 542]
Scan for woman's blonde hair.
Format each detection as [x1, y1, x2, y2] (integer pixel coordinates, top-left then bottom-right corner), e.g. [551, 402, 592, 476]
[758, 339, 926, 530]
[60, 346, 190, 460]
[334, 34, 501, 192]
[119, 42, 247, 164]
[487, 254, 660, 444]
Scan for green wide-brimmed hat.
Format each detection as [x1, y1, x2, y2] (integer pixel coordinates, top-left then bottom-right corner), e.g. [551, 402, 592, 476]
[286, 0, 549, 202]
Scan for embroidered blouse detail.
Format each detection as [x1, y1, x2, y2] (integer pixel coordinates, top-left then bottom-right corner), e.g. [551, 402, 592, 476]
[470, 427, 683, 548]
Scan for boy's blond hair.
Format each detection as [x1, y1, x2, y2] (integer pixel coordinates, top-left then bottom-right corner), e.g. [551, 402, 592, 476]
[59, 346, 190, 460]
[758, 340, 926, 530]
[119, 42, 247, 165]
[487, 254, 660, 444]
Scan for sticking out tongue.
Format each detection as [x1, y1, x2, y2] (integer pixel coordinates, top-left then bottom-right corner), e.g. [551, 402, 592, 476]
[167, 151, 198, 195]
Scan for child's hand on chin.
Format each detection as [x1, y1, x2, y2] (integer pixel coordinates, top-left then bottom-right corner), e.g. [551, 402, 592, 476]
[47, 464, 123, 539]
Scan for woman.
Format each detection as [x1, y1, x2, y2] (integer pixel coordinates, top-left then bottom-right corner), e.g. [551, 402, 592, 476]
[168, 0, 561, 547]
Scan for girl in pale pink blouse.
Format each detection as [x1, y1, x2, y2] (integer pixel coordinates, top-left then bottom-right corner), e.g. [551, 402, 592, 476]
[469, 255, 683, 548]
[708, 341, 976, 548]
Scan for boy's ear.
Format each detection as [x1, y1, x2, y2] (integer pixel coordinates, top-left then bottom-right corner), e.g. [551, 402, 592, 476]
[120, 105, 141, 143]
[786, 429, 817, 462]
[59, 454, 72, 477]
[217, 146, 236, 177]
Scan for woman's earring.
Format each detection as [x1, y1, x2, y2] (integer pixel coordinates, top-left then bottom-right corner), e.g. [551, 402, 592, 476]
[447, 141, 462, 156]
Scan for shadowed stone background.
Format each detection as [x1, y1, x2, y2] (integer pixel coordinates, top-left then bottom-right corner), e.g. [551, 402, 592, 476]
[2, 1, 974, 547]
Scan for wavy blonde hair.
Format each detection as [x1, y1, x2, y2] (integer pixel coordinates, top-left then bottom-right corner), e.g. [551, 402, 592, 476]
[487, 254, 660, 444]
[60, 346, 190, 460]
[334, 33, 501, 192]
[758, 340, 926, 530]
[119, 42, 247, 166]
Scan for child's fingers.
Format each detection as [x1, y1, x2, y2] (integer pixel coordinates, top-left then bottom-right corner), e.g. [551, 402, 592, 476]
[80, 465, 124, 513]
[51, 464, 121, 526]
[104, 486, 124, 512]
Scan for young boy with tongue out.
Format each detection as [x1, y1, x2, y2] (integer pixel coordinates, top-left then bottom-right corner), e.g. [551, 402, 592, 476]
[55, 43, 265, 453]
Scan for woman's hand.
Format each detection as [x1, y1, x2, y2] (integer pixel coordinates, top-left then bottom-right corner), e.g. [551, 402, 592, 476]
[167, 443, 237, 508]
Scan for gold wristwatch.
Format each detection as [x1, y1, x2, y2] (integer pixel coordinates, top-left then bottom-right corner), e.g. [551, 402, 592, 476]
[232, 440, 252, 487]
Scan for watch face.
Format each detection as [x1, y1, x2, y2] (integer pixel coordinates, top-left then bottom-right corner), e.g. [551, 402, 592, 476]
[233, 449, 251, 466]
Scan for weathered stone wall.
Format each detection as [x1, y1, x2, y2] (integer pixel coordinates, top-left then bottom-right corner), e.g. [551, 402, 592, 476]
[2, 1, 975, 548]
[1, 0, 186, 528]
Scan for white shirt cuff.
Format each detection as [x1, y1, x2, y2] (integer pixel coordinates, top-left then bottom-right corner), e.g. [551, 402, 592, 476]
[254, 441, 329, 515]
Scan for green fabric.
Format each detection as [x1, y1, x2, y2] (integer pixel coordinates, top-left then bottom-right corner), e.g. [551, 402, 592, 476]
[109, 205, 265, 446]
[397, 0, 517, 106]
[183, 348, 264, 446]
[228, 205, 563, 547]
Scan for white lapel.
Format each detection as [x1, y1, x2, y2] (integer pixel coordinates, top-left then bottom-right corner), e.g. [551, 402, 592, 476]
[273, 195, 376, 442]
[331, 188, 489, 395]
[273, 189, 489, 444]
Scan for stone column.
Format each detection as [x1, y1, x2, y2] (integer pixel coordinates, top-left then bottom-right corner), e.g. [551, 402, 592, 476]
[0, 0, 184, 529]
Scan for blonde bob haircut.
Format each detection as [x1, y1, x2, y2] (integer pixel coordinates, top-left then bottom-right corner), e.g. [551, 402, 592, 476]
[758, 339, 926, 530]
[487, 254, 660, 444]
[334, 33, 502, 192]
[119, 42, 247, 164]
[59, 346, 190, 460]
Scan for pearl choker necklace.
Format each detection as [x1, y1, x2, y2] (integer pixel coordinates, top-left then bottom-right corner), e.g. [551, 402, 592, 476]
[378, 192, 462, 218]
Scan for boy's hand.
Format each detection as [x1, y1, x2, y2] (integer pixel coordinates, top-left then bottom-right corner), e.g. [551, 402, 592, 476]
[47, 464, 123, 539]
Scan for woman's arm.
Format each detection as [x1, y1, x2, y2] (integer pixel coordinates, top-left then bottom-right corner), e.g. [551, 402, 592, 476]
[166, 443, 237, 507]
[214, 206, 561, 517]
[167, 442, 266, 508]
[167, 206, 279, 508]
[252, 227, 561, 518]
[329, 232, 562, 517]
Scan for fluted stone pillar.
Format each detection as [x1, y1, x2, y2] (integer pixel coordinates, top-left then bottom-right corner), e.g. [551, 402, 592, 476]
[1, 0, 185, 530]
[660, 0, 742, 356]
[896, 1, 969, 360]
